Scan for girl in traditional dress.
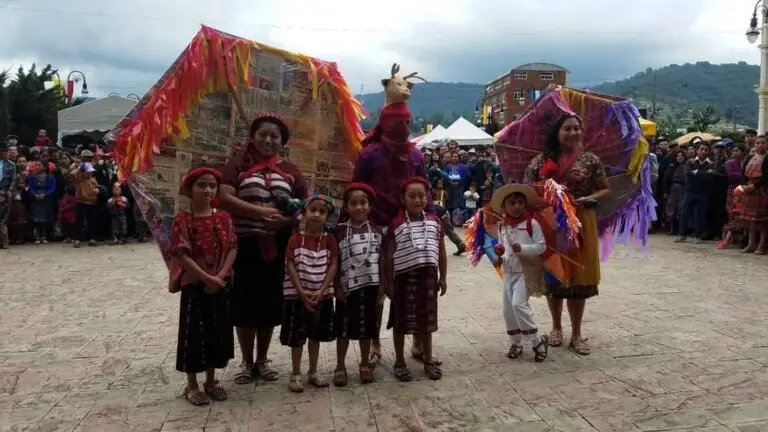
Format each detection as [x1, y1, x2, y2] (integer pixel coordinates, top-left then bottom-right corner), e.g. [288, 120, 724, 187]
[281, 194, 338, 393]
[27, 161, 56, 244]
[717, 144, 747, 249]
[740, 135, 768, 254]
[663, 151, 687, 236]
[169, 167, 237, 406]
[333, 183, 382, 386]
[387, 177, 447, 381]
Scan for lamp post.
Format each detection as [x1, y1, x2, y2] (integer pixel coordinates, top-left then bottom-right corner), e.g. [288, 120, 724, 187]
[746, 0, 768, 132]
[126, 94, 140, 101]
[67, 70, 89, 96]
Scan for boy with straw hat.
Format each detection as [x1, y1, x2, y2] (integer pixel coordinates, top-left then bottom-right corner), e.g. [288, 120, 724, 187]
[490, 183, 549, 362]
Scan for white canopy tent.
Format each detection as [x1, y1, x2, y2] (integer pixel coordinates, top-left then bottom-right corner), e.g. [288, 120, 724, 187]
[414, 125, 448, 149]
[57, 95, 137, 144]
[443, 117, 493, 147]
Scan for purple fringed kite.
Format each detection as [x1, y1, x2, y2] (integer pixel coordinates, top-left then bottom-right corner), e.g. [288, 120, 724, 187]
[493, 85, 656, 260]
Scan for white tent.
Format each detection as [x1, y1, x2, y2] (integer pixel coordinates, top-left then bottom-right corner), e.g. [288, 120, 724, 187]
[415, 125, 448, 149]
[444, 117, 493, 147]
[57, 95, 137, 144]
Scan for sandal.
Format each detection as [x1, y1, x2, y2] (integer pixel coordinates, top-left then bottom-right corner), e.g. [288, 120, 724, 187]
[288, 374, 304, 393]
[255, 360, 279, 381]
[359, 364, 374, 384]
[203, 381, 228, 401]
[424, 361, 443, 381]
[333, 368, 348, 387]
[532, 335, 549, 362]
[368, 351, 382, 368]
[549, 329, 563, 347]
[411, 350, 443, 366]
[569, 338, 591, 356]
[755, 249, 767, 255]
[393, 362, 412, 382]
[184, 387, 209, 406]
[234, 364, 253, 385]
[506, 344, 523, 359]
[308, 373, 329, 388]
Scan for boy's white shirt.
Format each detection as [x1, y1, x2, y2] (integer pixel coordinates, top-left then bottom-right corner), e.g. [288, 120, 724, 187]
[499, 218, 546, 274]
[463, 190, 480, 208]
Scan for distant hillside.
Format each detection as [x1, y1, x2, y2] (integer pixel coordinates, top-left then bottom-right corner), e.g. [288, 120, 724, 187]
[590, 61, 758, 126]
[359, 82, 484, 129]
[357, 62, 759, 131]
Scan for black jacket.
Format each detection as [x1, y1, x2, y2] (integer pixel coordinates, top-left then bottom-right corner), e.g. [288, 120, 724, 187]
[684, 159, 713, 194]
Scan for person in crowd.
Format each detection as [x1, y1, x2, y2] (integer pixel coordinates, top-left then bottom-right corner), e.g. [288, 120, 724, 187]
[685, 145, 696, 161]
[0, 141, 16, 249]
[445, 150, 470, 220]
[676, 142, 713, 243]
[8, 167, 28, 245]
[58, 184, 77, 243]
[490, 183, 549, 362]
[169, 166, 237, 406]
[34, 129, 52, 148]
[480, 167, 496, 208]
[71, 162, 101, 247]
[386, 177, 447, 381]
[708, 141, 729, 240]
[219, 113, 308, 385]
[333, 184, 382, 386]
[27, 161, 56, 244]
[281, 194, 337, 392]
[663, 150, 687, 236]
[523, 114, 611, 356]
[107, 182, 129, 244]
[430, 177, 466, 255]
[718, 143, 748, 249]
[745, 128, 758, 154]
[740, 134, 768, 254]
[463, 182, 480, 219]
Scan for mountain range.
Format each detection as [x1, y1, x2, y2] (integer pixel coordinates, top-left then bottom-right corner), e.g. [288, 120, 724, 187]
[358, 61, 759, 129]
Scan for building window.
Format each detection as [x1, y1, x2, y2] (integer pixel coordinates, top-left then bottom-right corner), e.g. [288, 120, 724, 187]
[512, 90, 524, 100]
[514, 72, 527, 80]
[540, 72, 554, 80]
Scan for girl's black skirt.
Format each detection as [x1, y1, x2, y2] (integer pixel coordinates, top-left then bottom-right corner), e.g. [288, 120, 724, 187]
[335, 285, 379, 340]
[176, 283, 234, 373]
[279, 298, 335, 348]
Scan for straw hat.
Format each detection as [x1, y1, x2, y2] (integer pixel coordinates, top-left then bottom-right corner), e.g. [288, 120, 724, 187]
[491, 183, 541, 215]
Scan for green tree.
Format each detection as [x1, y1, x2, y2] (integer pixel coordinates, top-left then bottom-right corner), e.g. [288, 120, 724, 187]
[0, 70, 12, 140]
[6, 64, 65, 145]
[691, 104, 719, 132]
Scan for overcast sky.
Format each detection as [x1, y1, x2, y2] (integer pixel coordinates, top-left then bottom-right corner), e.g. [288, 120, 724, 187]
[0, 0, 761, 98]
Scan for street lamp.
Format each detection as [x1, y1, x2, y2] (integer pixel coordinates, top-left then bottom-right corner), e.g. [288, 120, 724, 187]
[67, 70, 88, 96]
[126, 94, 140, 101]
[746, 0, 768, 132]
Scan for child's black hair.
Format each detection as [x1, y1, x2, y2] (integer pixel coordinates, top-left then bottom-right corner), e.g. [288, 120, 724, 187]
[469, 182, 477, 187]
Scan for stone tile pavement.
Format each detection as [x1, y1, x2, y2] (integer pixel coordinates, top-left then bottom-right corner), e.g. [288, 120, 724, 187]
[2, 235, 768, 431]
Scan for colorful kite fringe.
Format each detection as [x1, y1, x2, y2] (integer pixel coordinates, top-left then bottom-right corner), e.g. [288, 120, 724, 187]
[113, 25, 367, 180]
[465, 206, 503, 277]
[542, 179, 581, 249]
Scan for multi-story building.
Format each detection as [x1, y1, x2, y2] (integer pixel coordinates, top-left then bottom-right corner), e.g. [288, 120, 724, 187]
[482, 63, 569, 125]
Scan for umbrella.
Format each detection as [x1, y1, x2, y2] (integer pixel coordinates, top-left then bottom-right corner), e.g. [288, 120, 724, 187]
[671, 132, 720, 146]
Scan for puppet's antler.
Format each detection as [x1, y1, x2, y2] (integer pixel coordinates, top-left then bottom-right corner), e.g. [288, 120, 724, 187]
[390, 63, 400, 78]
[403, 72, 427, 83]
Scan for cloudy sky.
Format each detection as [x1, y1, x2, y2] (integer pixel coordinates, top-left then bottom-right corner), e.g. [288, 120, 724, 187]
[0, 0, 761, 98]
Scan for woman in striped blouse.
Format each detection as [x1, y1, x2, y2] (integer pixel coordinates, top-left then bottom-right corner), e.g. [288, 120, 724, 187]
[386, 177, 448, 382]
[219, 113, 308, 385]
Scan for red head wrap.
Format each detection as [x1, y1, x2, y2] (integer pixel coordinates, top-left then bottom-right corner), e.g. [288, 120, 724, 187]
[180, 167, 223, 199]
[361, 102, 413, 155]
[343, 182, 377, 204]
[401, 176, 430, 195]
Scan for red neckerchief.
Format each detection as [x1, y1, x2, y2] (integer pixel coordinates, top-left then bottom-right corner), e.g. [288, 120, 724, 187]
[239, 155, 292, 188]
[504, 214, 529, 228]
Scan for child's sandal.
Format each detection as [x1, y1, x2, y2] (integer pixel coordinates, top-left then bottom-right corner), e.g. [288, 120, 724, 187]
[183, 387, 209, 406]
[234, 364, 253, 385]
[424, 362, 443, 380]
[569, 338, 591, 356]
[255, 360, 279, 381]
[203, 381, 228, 401]
[532, 335, 549, 362]
[308, 373, 329, 388]
[393, 363, 412, 382]
[288, 374, 304, 393]
[333, 368, 348, 387]
[359, 364, 374, 384]
[506, 344, 523, 359]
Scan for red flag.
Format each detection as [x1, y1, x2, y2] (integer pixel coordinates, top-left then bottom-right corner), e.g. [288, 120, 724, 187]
[66, 80, 74, 103]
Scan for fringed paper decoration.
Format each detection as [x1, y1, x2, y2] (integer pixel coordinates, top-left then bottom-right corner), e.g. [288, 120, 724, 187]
[542, 179, 581, 249]
[113, 25, 367, 180]
[465, 206, 503, 277]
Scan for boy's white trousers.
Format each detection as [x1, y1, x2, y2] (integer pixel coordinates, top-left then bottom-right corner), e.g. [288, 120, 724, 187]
[502, 272, 540, 344]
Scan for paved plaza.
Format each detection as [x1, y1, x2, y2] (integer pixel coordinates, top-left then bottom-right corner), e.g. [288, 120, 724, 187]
[2, 235, 768, 431]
